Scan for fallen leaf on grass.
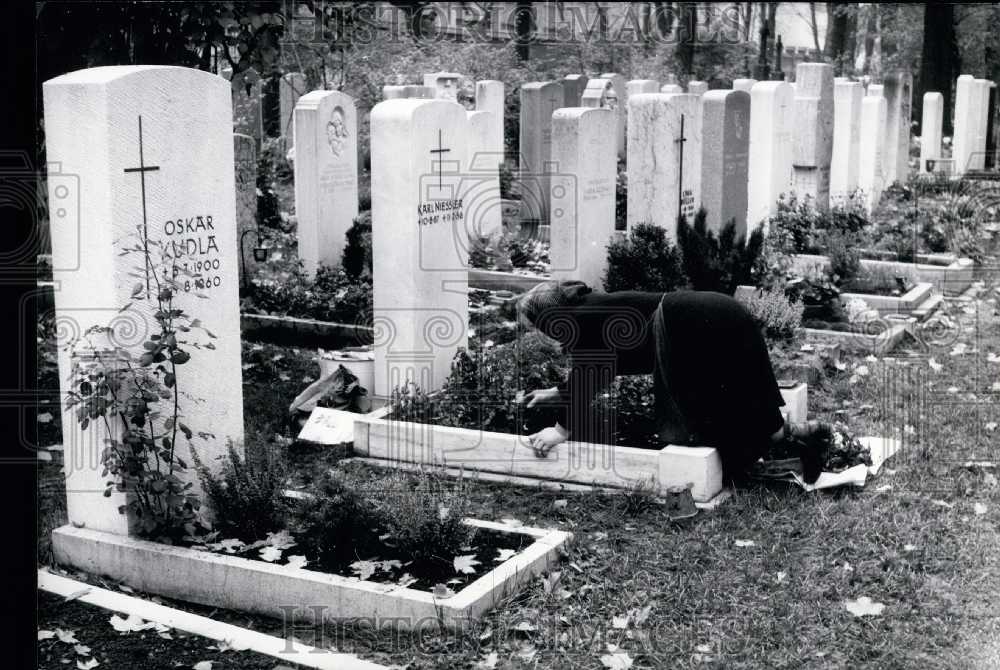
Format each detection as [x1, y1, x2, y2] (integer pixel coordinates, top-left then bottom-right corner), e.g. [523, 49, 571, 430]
[844, 596, 885, 617]
[76, 659, 99, 670]
[876, 484, 893, 493]
[259, 546, 283, 562]
[38, 412, 53, 423]
[735, 540, 755, 547]
[213, 638, 250, 652]
[495, 548, 517, 562]
[454, 555, 481, 574]
[109, 614, 156, 633]
[553, 499, 568, 509]
[56, 629, 79, 644]
[474, 652, 499, 669]
[600, 650, 634, 669]
[904, 544, 917, 552]
[776, 571, 787, 583]
[193, 662, 213, 670]
[38, 630, 55, 641]
[73, 645, 91, 656]
[37, 450, 52, 462]
[974, 503, 988, 515]
[285, 555, 308, 569]
[432, 584, 455, 598]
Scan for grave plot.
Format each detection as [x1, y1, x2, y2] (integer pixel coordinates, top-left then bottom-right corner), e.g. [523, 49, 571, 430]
[43, 65, 568, 634]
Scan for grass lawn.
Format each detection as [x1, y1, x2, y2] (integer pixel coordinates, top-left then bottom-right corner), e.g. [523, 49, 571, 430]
[36, 263, 1000, 669]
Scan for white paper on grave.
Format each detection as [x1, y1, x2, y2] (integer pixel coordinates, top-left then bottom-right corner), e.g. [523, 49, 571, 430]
[768, 436, 902, 491]
[297, 407, 358, 445]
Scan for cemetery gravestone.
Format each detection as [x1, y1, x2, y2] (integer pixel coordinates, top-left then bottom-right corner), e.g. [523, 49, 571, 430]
[279, 72, 307, 147]
[747, 81, 794, 233]
[466, 110, 503, 239]
[972, 79, 994, 171]
[404, 85, 436, 99]
[627, 93, 702, 242]
[599, 73, 628, 159]
[583, 78, 625, 159]
[383, 85, 408, 100]
[549, 108, 617, 289]
[953, 75, 978, 174]
[43, 65, 244, 534]
[475, 80, 505, 164]
[562, 74, 588, 107]
[687, 80, 709, 95]
[370, 99, 469, 397]
[519, 81, 564, 227]
[700, 89, 750, 237]
[733, 78, 757, 93]
[234, 133, 259, 282]
[858, 93, 888, 213]
[424, 72, 464, 102]
[627, 79, 660, 96]
[986, 83, 998, 169]
[919, 92, 944, 174]
[831, 79, 863, 199]
[293, 90, 359, 278]
[660, 84, 683, 94]
[883, 71, 913, 184]
[791, 63, 834, 211]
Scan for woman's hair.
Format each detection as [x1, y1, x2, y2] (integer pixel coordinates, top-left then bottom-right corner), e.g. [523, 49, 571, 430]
[515, 280, 592, 327]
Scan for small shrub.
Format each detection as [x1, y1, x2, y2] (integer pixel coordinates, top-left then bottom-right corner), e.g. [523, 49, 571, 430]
[341, 211, 372, 280]
[192, 441, 287, 542]
[676, 208, 763, 295]
[823, 231, 862, 286]
[287, 469, 369, 564]
[604, 223, 688, 293]
[619, 476, 659, 517]
[737, 287, 803, 342]
[363, 469, 476, 563]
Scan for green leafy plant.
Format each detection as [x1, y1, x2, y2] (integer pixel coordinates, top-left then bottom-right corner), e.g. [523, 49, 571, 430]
[823, 230, 862, 287]
[676, 208, 763, 295]
[603, 222, 688, 293]
[66, 232, 215, 542]
[341, 211, 372, 281]
[191, 440, 287, 542]
[737, 287, 804, 342]
[287, 469, 370, 564]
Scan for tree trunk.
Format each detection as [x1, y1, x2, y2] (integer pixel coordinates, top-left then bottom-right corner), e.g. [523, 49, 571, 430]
[809, 3, 822, 55]
[825, 3, 851, 74]
[917, 3, 958, 135]
[675, 2, 698, 75]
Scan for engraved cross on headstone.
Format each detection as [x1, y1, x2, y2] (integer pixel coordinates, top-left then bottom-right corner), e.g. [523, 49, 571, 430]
[122, 115, 160, 296]
[429, 128, 450, 188]
[674, 114, 687, 215]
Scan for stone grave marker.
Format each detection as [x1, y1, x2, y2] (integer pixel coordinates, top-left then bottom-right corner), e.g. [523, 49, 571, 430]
[687, 80, 709, 95]
[423, 71, 464, 102]
[791, 63, 834, 211]
[660, 83, 683, 94]
[733, 78, 757, 93]
[972, 79, 994, 171]
[747, 81, 794, 233]
[519, 81, 563, 227]
[627, 93, 702, 242]
[858, 93, 887, 213]
[986, 83, 998, 169]
[466, 110, 503, 239]
[953, 75, 978, 174]
[549, 108, 617, 289]
[599, 73, 628, 158]
[234, 133, 259, 282]
[627, 79, 660, 96]
[883, 71, 913, 184]
[700, 89, 750, 237]
[279, 72, 307, 147]
[562, 74, 588, 107]
[383, 85, 408, 100]
[583, 78, 625, 159]
[43, 65, 244, 534]
[293, 90, 359, 278]
[475, 80, 505, 164]
[404, 85, 436, 99]
[919, 92, 944, 174]
[831, 79, 863, 199]
[370, 99, 469, 397]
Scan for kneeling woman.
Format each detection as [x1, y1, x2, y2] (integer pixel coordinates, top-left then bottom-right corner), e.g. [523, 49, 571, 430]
[515, 281, 831, 484]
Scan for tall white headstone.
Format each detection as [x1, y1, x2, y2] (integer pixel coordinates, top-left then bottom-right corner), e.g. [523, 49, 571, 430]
[919, 92, 944, 174]
[747, 81, 794, 233]
[424, 72, 465, 102]
[293, 90, 359, 277]
[592, 75, 627, 159]
[466, 110, 503, 238]
[883, 71, 913, 184]
[44, 65, 244, 534]
[370, 99, 469, 397]
[660, 84, 683, 94]
[550, 108, 617, 289]
[475, 80, 505, 164]
[279, 72, 307, 145]
[831, 79, 863, 199]
[733, 78, 757, 93]
[791, 63, 834, 211]
[858, 94, 888, 213]
[519, 81, 563, 226]
[953, 75, 978, 174]
[627, 93, 702, 241]
[700, 89, 750, 237]
[972, 79, 994, 171]
[687, 80, 709, 95]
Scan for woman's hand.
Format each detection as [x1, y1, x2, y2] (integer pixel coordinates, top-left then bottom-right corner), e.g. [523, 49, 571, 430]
[518, 386, 561, 408]
[527, 424, 569, 458]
